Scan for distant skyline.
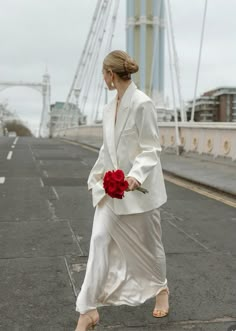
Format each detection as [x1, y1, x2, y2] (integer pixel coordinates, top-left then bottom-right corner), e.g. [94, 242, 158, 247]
[1, 0, 236, 133]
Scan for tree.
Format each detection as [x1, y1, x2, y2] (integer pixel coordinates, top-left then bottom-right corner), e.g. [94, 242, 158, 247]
[4, 120, 33, 136]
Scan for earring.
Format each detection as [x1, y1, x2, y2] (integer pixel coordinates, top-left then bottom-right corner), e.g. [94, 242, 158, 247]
[111, 81, 114, 87]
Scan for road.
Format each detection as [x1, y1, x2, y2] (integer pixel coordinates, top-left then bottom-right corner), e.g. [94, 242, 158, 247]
[0, 136, 235, 331]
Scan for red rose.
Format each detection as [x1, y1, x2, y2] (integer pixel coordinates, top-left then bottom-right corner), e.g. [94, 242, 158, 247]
[113, 169, 125, 182]
[116, 181, 128, 195]
[103, 169, 128, 199]
[104, 171, 113, 182]
[103, 169, 148, 199]
[107, 180, 117, 194]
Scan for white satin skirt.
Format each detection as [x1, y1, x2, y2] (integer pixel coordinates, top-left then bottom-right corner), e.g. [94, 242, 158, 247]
[76, 198, 168, 314]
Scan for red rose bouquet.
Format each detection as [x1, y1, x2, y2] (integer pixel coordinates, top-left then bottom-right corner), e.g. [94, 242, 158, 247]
[103, 169, 148, 199]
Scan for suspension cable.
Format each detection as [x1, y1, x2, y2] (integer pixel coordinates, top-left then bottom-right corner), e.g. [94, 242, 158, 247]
[191, 0, 208, 121]
[94, 0, 120, 122]
[166, 0, 181, 153]
[58, 0, 103, 129]
[149, 0, 162, 98]
[80, 0, 112, 116]
[166, 0, 186, 122]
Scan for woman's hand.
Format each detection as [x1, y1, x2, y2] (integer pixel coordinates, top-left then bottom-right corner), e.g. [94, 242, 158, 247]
[126, 176, 140, 191]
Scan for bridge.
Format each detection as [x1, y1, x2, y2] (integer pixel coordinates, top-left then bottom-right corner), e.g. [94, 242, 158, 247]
[0, 1, 236, 330]
[50, 0, 236, 161]
[0, 71, 51, 137]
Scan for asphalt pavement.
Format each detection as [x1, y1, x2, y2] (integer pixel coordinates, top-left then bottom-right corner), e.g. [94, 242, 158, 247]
[0, 136, 235, 331]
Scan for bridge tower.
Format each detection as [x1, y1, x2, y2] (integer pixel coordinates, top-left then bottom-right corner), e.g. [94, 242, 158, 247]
[126, 0, 165, 106]
[0, 70, 51, 137]
[39, 70, 51, 137]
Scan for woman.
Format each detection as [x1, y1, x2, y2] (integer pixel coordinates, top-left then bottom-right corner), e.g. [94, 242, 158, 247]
[75, 50, 169, 331]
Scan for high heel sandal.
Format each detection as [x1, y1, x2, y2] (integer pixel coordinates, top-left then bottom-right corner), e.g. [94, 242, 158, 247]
[84, 312, 99, 330]
[152, 287, 170, 318]
[76, 310, 99, 331]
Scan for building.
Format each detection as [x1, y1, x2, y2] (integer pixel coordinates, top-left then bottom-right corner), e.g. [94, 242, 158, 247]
[186, 87, 236, 122]
[50, 102, 86, 135]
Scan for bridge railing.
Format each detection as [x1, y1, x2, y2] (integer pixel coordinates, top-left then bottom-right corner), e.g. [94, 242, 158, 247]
[53, 122, 236, 161]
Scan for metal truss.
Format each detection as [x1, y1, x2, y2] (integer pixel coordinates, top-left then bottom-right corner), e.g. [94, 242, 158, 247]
[0, 71, 51, 137]
[56, 0, 120, 130]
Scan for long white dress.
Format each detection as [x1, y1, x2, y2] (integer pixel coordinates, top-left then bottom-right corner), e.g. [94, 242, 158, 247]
[76, 85, 168, 313]
[76, 195, 168, 314]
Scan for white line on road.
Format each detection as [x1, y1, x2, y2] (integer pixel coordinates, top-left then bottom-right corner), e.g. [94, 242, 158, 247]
[64, 257, 77, 297]
[0, 177, 5, 184]
[164, 173, 236, 209]
[39, 178, 44, 187]
[166, 218, 212, 252]
[52, 186, 59, 200]
[13, 137, 19, 145]
[7, 151, 13, 160]
[61, 139, 99, 153]
[81, 160, 88, 166]
[11, 145, 15, 149]
[43, 170, 48, 177]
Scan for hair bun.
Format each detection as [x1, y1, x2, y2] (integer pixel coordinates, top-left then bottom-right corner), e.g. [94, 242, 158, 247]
[103, 50, 139, 80]
[124, 58, 139, 74]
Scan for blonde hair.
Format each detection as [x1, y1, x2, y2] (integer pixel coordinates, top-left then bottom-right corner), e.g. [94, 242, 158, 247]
[103, 50, 139, 80]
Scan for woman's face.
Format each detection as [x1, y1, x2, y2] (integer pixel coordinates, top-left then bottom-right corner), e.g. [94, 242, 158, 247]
[102, 69, 115, 90]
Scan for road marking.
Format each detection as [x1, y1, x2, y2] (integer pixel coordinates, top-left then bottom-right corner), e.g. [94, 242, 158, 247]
[81, 160, 88, 166]
[166, 218, 212, 252]
[61, 139, 99, 153]
[13, 137, 19, 145]
[64, 257, 77, 297]
[52, 186, 59, 200]
[66, 220, 84, 255]
[39, 178, 44, 187]
[7, 151, 13, 160]
[11, 145, 15, 148]
[43, 170, 48, 177]
[0, 177, 5, 184]
[164, 173, 236, 209]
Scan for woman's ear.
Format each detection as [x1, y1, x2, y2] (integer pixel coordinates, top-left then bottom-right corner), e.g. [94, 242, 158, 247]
[108, 69, 113, 79]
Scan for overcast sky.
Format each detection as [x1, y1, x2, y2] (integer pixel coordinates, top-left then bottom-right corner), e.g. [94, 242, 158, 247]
[1, 0, 236, 134]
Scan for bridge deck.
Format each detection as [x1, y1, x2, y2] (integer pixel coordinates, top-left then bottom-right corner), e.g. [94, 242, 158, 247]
[0, 136, 235, 330]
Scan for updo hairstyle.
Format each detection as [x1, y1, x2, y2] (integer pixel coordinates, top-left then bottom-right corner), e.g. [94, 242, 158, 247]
[103, 50, 139, 80]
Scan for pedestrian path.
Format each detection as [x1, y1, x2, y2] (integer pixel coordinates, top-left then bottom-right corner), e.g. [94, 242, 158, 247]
[160, 150, 236, 197]
[62, 136, 236, 197]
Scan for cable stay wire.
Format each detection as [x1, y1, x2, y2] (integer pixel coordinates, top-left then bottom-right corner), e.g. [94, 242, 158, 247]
[66, 0, 107, 127]
[149, 0, 162, 99]
[94, 0, 120, 122]
[80, 0, 113, 120]
[57, 0, 105, 128]
[190, 0, 208, 121]
[166, 0, 181, 151]
[166, 0, 186, 122]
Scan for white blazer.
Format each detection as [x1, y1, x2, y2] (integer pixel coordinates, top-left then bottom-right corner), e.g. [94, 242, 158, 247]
[88, 81, 167, 215]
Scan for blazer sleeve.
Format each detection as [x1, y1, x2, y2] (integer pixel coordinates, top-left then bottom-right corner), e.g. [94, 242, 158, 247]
[87, 143, 105, 190]
[127, 100, 162, 184]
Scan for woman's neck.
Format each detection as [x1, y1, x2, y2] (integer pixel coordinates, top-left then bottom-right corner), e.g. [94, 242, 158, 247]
[116, 80, 132, 100]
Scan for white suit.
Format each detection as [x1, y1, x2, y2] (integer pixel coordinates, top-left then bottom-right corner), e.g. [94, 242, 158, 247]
[76, 81, 168, 314]
[88, 81, 167, 214]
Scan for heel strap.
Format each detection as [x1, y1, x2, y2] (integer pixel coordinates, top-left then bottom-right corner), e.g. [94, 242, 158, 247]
[160, 287, 170, 295]
[83, 311, 99, 325]
[83, 312, 94, 324]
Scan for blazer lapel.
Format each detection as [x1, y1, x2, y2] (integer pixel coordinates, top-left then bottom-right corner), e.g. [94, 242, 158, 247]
[115, 81, 137, 147]
[104, 97, 118, 168]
